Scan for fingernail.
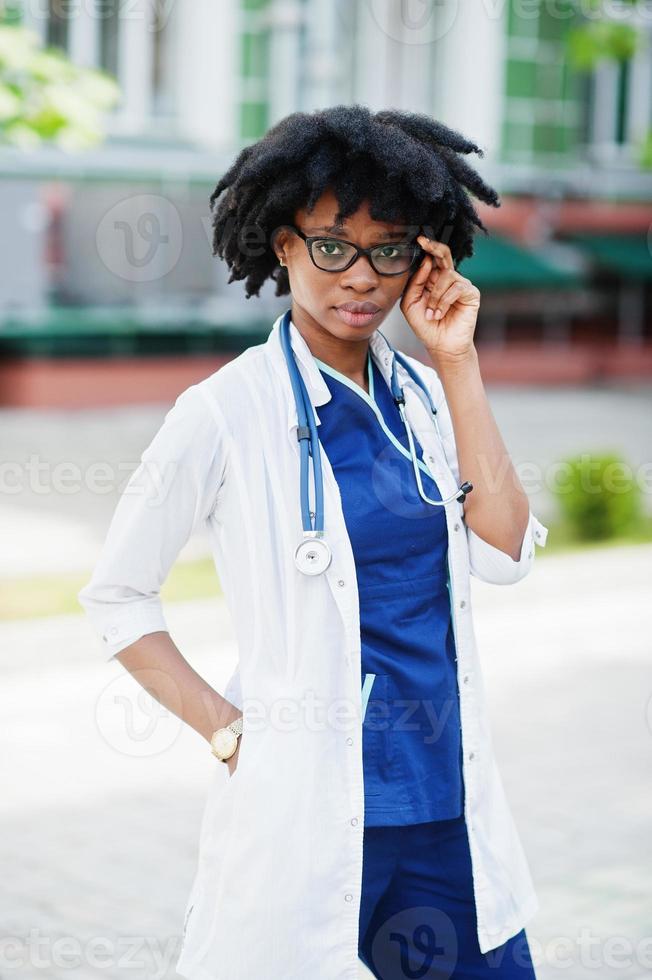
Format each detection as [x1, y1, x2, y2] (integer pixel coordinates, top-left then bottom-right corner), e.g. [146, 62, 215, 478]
[434, 309, 442, 319]
[425, 309, 434, 321]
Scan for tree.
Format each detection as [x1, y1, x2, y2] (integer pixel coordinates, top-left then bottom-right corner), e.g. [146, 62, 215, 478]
[0, 7, 120, 150]
[565, 0, 652, 168]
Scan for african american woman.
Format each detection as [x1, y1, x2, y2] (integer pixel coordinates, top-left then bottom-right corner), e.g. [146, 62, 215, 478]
[79, 105, 548, 980]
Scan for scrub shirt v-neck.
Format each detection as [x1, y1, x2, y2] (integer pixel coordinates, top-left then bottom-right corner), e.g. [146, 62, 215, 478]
[314, 348, 465, 826]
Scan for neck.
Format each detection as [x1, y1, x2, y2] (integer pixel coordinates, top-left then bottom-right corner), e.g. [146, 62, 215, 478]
[290, 304, 370, 385]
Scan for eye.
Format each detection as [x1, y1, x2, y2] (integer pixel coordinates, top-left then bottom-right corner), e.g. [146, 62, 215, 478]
[315, 239, 346, 256]
[373, 243, 409, 260]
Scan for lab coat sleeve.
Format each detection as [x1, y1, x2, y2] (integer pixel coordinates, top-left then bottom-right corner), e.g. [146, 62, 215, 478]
[407, 354, 549, 586]
[77, 382, 229, 660]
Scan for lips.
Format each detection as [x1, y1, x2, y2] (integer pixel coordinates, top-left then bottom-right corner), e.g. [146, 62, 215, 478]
[333, 304, 381, 327]
[335, 302, 381, 314]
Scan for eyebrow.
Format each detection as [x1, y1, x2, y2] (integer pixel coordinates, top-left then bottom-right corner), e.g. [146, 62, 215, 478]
[306, 225, 406, 239]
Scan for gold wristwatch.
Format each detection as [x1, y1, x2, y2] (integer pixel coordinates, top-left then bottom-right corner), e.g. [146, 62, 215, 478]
[210, 716, 244, 762]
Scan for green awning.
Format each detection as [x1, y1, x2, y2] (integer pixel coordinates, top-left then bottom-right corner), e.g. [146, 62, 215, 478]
[458, 233, 583, 290]
[563, 233, 652, 282]
[0, 305, 271, 359]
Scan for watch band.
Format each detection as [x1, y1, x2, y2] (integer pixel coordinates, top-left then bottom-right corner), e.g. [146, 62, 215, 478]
[228, 715, 244, 738]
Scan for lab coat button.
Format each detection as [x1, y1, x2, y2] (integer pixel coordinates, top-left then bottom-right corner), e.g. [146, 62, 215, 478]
[345, 893, 353, 902]
[110, 626, 118, 636]
[459, 599, 466, 609]
[528, 550, 533, 558]
[102, 635, 108, 642]
[346, 737, 353, 745]
[469, 751, 475, 760]
[337, 579, 345, 587]
[463, 675, 469, 684]
[453, 523, 460, 531]
[350, 817, 358, 826]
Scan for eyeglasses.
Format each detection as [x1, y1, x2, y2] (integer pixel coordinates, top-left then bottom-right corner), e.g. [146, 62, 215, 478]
[278, 224, 425, 276]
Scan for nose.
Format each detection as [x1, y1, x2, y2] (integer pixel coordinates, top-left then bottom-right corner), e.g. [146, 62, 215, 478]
[339, 252, 380, 290]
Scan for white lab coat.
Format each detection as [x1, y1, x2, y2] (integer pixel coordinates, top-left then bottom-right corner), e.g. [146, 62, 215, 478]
[78, 310, 549, 980]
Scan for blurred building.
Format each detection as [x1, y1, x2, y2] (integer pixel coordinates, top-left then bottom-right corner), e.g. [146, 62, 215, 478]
[1, 0, 651, 405]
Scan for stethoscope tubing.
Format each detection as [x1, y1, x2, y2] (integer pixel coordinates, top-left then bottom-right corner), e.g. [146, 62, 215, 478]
[280, 309, 473, 571]
[279, 311, 326, 534]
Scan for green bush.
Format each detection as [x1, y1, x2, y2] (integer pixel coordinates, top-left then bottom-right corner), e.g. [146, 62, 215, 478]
[552, 452, 644, 541]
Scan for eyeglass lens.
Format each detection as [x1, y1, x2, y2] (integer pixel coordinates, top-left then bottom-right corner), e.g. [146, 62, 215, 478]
[310, 239, 417, 274]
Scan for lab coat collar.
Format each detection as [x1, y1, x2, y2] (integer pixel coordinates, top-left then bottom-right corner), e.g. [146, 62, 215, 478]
[265, 309, 419, 435]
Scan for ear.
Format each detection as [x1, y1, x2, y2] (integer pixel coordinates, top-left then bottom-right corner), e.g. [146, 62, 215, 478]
[271, 226, 290, 266]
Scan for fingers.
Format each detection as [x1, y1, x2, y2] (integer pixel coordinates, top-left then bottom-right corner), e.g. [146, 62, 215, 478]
[425, 277, 480, 320]
[402, 252, 433, 304]
[423, 268, 458, 319]
[417, 233, 455, 271]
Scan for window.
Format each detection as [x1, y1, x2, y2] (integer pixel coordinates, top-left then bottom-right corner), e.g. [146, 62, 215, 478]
[239, 0, 271, 141]
[501, 0, 585, 165]
[584, 20, 652, 163]
[46, 0, 70, 50]
[98, 0, 120, 78]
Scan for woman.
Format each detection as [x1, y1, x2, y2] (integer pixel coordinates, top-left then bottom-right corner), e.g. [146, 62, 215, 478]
[78, 106, 548, 979]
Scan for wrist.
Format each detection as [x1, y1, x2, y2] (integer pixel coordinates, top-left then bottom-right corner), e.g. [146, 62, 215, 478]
[427, 344, 479, 375]
[199, 702, 242, 745]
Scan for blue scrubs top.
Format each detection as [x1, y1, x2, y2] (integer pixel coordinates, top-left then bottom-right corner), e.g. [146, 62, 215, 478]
[314, 348, 465, 826]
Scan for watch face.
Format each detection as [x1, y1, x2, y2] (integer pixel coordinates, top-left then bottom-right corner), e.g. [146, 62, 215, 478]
[211, 728, 237, 759]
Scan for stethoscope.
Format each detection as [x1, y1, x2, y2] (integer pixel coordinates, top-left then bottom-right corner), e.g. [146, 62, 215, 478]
[279, 308, 473, 576]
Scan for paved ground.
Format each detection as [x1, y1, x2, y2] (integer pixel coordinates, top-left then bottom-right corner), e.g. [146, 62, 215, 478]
[1, 543, 651, 980]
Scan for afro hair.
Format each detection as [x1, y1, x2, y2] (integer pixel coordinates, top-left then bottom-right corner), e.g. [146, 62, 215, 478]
[208, 104, 501, 300]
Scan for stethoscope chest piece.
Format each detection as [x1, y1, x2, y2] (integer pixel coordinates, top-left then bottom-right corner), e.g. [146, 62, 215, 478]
[294, 536, 332, 575]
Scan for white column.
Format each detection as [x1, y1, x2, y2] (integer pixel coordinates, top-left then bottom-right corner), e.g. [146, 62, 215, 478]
[432, 0, 506, 158]
[68, 1, 99, 69]
[350, 0, 391, 109]
[116, 0, 154, 134]
[303, 0, 341, 110]
[626, 29, 652, 148]
[591, 63, 618, 151]
[173, 0, 239, 148]
[267, 0, 303, 126]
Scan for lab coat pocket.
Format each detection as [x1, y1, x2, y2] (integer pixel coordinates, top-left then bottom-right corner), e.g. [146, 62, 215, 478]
[219, 723, 259, 793]
[224, 734, 251, 788]
[362, 672, 402, 797]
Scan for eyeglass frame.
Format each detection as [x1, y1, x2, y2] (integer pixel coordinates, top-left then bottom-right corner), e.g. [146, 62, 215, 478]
[275, 223, 427, 277]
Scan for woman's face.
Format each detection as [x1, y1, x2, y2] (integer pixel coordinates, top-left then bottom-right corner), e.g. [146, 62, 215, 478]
[272, 187, 419, 343]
